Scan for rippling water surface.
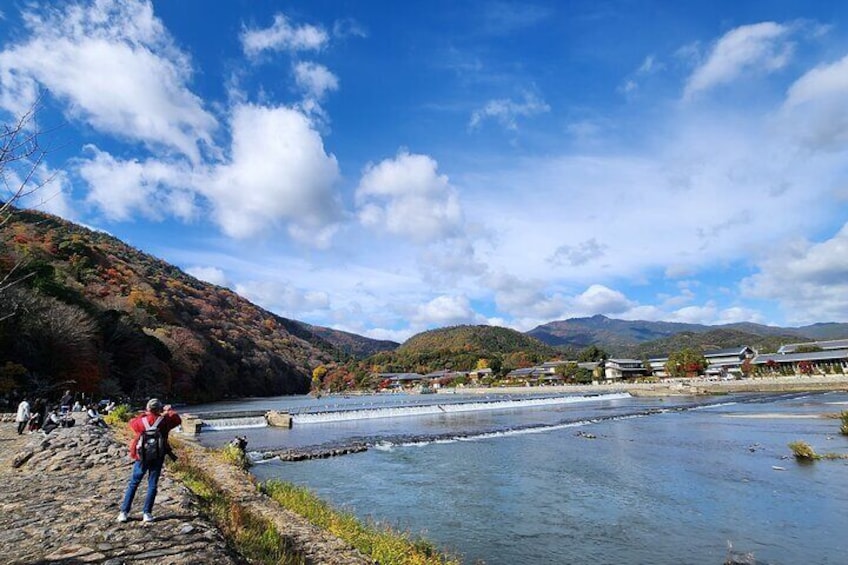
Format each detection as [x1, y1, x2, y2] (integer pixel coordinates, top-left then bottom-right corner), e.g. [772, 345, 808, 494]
[192, 391, 848, 564]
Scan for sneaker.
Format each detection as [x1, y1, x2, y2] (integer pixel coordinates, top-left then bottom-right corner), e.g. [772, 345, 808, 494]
[142, 513, 155, 523]
[117, 511, 128, 523]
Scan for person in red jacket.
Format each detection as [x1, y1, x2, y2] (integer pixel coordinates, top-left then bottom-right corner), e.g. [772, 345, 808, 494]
[117, 398, 181, 523]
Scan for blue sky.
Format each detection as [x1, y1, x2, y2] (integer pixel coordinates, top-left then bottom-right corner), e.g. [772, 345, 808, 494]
[3, 0, 848, 342]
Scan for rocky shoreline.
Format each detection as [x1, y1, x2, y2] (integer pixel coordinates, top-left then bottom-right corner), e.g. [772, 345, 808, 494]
[0, 420, 370, 565]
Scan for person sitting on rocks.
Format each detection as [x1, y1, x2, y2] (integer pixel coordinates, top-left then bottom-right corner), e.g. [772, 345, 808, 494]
[86, 404, 108, 428]
[28, 399, 44, 432]
[118, 398, 181, 524]
[229, 435, 248, 452]
[42, 408, 61, 434]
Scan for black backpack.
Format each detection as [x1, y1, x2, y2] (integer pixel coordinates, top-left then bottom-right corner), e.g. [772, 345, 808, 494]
[137, 415, 165, 463]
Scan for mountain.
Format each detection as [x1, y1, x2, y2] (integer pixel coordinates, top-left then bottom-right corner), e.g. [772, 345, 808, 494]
[528, 315, 848, 355]
[399, 325, 557, 356]
[527, 315, 708, 351]
[363, 325, 560, 375]
[304, 324, 399, 357]
[624, 329, 803, 359]
[0, 209, 339, 402]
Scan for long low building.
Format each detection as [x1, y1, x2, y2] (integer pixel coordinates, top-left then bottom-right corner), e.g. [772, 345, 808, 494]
[753, 348, 848, 374]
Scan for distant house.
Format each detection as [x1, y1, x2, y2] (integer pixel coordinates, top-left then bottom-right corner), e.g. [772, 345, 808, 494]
[603, 358, 647, 380]
[648, 357, 668, 377]
[703, 346, 756, 377]
[375, 372, 427, 389]
[648, 346, 755, 378]
[468, 367, 493, 382]
[753, 349, 848, 374]
[424, 370, 469, 381]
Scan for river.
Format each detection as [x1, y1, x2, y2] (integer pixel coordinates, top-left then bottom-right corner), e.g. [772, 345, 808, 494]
[189, 390, 848, 564]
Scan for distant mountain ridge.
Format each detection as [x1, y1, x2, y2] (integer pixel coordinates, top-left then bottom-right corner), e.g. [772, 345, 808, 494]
[527, 315, 848, 355]
[304, 324, 399, 357]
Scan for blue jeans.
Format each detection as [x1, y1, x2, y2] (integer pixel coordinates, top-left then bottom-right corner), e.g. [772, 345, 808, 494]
[120, 458, 164, 514]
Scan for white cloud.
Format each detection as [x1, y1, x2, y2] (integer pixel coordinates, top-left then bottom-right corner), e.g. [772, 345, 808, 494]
[356, 150, 464, 243]
[77, 146, 195, 221]
[235, 280, 330, 317]
[332, 18, 368, 39]
[571, 284, 632, 315]
[667, 304, 718, 324]
[186, 266, 229, 287]
[16, 165, 76, 220]
[782, 53, 848, 150]
[742, 223, 848, 323]
[294, 61, 339, 101]
[490, 273, 566, 320]
[241, 13, 328, 56]
[0, 0, 217, 163]
[469, 92, 550, 130]
[684, 22, 793, 99]
[201, 103, 342, 243]
[714, 306, 764, 325]
[78, 103, 342, 245]
[411, 295, 485, 327]
[549, 238, 607, 266]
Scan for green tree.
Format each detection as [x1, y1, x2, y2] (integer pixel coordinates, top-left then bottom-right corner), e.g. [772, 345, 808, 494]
[578, 345, 608, 362]
[665, 348, 707, 378]
[555, 362, 579, 382]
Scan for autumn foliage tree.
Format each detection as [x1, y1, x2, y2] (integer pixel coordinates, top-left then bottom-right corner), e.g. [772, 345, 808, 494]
[665, 348, 707, 378]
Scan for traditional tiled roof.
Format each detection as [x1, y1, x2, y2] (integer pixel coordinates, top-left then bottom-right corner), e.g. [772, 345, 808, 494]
[778, 339, 848, 354]
[753, 349, 848, 364]
[704, 346, 754, 358]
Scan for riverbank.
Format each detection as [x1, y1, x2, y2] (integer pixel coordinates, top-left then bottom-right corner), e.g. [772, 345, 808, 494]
[451, 374, 848, 396]
[0, 420, 371, 564]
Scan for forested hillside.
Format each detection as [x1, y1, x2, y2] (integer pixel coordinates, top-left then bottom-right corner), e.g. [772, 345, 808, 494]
[623, 329, 802, 359]
[0, 209, 336, 402]
[362, 325, 560, 376]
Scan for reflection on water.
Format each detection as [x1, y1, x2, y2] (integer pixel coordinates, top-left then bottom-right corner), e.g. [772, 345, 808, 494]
[195, 391, 848, 564]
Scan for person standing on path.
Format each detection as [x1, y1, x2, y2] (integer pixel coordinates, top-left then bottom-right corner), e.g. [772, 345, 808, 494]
[118, 399, 181, 523]
[15, 398, 30, 435]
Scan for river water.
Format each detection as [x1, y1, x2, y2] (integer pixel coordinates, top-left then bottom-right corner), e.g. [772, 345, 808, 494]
[190, 390, 848, 564]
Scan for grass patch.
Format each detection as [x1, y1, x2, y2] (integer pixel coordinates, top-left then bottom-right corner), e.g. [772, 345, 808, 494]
[262, 480, 459, 565]
[171, 459, 303, 564]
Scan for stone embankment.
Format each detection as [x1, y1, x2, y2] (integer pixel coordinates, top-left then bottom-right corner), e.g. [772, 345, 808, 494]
[0, 423, 238, 564]
[0, 420, 370, 565]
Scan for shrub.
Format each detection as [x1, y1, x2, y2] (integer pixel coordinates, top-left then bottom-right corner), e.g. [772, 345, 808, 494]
[788, 440, 821, 460]
[219, 444, 252, 470]
[103, 404, 133, 426]
[841, 412, 848, 436]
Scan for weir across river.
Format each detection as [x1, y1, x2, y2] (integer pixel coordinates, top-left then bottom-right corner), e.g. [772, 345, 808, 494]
[181, 409, 292, 435]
